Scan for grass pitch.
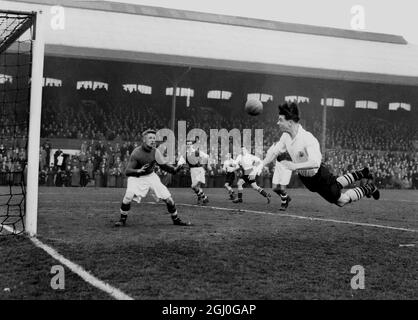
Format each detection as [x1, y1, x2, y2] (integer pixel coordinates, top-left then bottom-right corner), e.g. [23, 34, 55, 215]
[1, 187, 417, 299]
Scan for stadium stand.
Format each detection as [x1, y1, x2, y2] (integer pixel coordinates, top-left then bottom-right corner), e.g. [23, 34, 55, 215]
[14, 96, 413, 190]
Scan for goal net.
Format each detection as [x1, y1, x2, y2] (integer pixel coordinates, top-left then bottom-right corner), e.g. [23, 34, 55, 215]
[0, 10, 40, 235]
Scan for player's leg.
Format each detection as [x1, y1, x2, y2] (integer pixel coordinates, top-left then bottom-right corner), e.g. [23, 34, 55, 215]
[191, 181, 201, 203]
[232, 178, 245, 203]
[191, 168, 208, 204]
[300, 165, 380, 207]
[150, 172, 191, 226]
[115, 190, 134, 226]
[272, 162, 292, 210]
[336, 183, 380, 207]
[115, 177, 148, 226]
[162, 197, 192, 226]
[249, 180, 271, 203]
[336, 167, 373, 189]
[272, 184, 291, 210]
[224, 173, 235, 199]
[224, 181, 234, 199]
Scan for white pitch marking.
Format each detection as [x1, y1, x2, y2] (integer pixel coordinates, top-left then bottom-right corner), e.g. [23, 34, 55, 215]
[37, 191, 418, 204]
[2, 225, 134, 300]
[35, 196, 417, 230]
[144, 202, 418, 233]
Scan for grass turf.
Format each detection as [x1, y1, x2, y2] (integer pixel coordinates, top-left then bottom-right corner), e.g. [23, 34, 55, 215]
[0, 187, 417, 299]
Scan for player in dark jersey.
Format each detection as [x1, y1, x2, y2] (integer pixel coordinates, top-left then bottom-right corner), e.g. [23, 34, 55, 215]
[115, 129, 191, 227]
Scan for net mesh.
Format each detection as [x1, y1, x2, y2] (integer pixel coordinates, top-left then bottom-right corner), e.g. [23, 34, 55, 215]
[0, 11, 34, 235]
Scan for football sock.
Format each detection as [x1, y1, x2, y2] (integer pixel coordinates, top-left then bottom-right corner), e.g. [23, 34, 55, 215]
[237, 192, 243, 199]
[280, 193, 288, 204]
[120, 202, 130, 212]
[119, 211, 128, 223]
[197, 188, 206, 199]
[337, 169, 367, 188]
[273, 188, 288, 202]
[166, 202, 177, 214]
[258, 188, 269, 198]
[344, 184, 374, 202]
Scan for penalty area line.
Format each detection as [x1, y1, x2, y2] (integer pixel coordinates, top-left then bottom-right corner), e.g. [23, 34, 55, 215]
[145, 202, 418, 233]
[2, 225, 134, 300]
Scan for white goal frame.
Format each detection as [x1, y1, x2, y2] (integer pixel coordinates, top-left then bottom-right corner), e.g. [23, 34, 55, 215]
[25, 10, 45, 236]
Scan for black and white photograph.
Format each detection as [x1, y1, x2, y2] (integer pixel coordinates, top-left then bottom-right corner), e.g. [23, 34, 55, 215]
[0, 0, 417, 306]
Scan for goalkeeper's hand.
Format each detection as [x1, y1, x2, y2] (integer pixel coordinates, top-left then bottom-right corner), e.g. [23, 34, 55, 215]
[133, 164, 151, 176]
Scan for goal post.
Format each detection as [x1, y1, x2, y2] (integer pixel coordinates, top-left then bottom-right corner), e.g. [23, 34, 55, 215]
[26, 10, 45, 236]
[0, 9, 44, 236]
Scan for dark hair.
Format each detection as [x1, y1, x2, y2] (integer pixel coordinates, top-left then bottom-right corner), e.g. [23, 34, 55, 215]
[278, 102, 300, 122]
[142, 129, 156, 137]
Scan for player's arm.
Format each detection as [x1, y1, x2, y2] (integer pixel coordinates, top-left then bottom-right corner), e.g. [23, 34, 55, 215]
[155, 149, 183, 174]
[262, 135, 287, 166]
[125, 152, 149, 177]
[249, 155, 263, 178]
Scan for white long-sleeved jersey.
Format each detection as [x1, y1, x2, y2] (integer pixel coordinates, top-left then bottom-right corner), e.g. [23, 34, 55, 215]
[235, 153, 262, 175]
[223, 159, 238, 173]
[263, 125, 322, 177]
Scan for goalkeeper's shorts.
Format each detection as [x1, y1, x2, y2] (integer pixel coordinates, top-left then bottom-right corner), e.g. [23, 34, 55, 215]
[126, 172, 171, 203]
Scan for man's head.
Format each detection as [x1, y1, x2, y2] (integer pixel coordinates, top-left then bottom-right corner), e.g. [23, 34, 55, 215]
[277, 102, 300, 132]
[142, 129, 157, 148]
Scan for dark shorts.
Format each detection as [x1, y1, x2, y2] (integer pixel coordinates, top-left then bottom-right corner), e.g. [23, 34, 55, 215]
[298, 164, 341, 204]
[225, 172, 235, 185]
[241, 174, 256, 185]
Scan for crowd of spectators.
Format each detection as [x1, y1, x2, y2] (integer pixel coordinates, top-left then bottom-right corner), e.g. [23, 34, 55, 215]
[41, 100, 418, 152]
[1, 100, 417, 189]
[30, 138, 418, 190]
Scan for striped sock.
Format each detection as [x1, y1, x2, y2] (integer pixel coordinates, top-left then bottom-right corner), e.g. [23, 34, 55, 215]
[197, 188, 205, 199]
[337, 170, 365, 188]
[279, 193, 288, 204]
[256, 188, 268, 197]
[345, 185, 372, 202]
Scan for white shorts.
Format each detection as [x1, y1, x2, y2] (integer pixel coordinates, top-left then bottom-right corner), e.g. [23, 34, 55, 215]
[126, 172, 171, 203]
[190, 167, 206, 186]
[272, 161, 292, 186]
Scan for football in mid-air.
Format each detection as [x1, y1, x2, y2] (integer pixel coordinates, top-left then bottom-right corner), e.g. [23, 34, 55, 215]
[245, 99, 263, 116]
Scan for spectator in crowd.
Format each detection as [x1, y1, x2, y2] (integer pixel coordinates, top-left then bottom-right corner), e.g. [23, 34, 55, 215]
[80, 165, 89, 187]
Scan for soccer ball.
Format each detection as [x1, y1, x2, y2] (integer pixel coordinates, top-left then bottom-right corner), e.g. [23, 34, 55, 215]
[245, 99, 263, 116]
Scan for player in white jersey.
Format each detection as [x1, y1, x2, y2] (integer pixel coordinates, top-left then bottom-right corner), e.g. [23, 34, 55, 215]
[265, 139, 293, 210]
[179, 140, 210, 205]
[232, 147, 271, 203]
[222, 153, 238, 200]
[262, 102, 379, 207]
